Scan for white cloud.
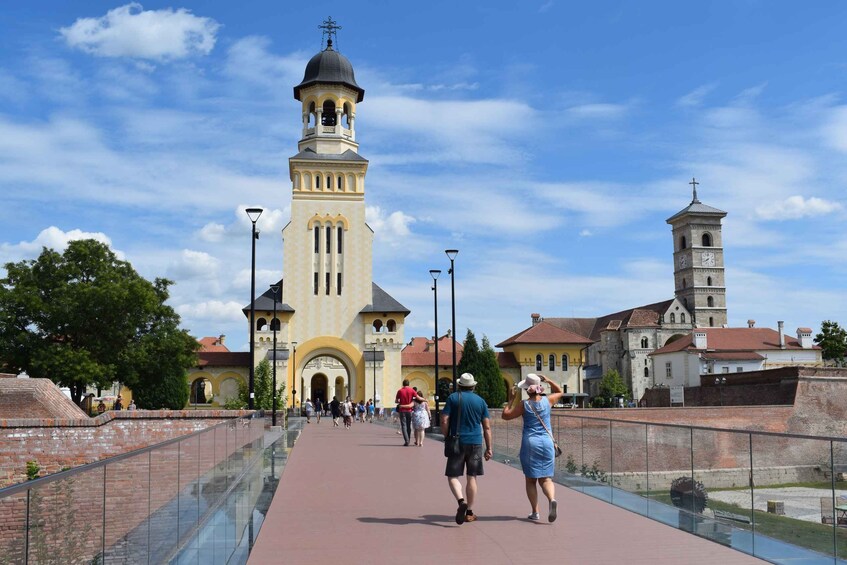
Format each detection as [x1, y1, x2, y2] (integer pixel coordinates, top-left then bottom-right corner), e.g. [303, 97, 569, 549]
[539, 1, 554, 13]
[198, 223, 226, 242]
[566, 103, 628, 120]
[366, 206, 416, 241]
[579, 229, 593, 237]
[176, 300, 244, 322]
[676, 83, 717, 108]
[0, 227, 116, 263]
[167, 249, 220, 279]
[756, 195, 843, 220]
[60, 3, 220, 61]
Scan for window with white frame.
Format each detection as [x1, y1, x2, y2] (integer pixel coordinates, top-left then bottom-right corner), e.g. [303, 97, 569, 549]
[665, 362, 672, 380]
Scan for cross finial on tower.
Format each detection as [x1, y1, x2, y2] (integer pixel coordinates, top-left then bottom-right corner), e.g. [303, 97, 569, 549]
[689, 177, 700, 203]
[319, 16, 342, 50]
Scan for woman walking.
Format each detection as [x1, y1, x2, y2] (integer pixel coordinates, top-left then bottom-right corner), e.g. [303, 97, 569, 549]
[501, 373, 564, 522]
[304, 398, 313, 424]
[411, 393, 431, 446]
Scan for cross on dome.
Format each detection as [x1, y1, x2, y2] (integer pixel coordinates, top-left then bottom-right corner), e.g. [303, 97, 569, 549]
[319, 16, 342, 50]
[689, 177, 700, 203]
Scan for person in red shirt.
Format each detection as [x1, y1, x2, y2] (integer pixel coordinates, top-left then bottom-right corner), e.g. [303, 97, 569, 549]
[395, 379, 421, 446]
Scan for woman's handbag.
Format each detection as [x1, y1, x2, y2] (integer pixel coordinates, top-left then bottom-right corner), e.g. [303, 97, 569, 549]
[527, 400, 562, 457]
[443, 392, 463, 457]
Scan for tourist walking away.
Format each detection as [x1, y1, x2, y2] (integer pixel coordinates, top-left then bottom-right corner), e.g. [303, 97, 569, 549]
[341, 396, 353, 428]
[412, 393, 431, 446]
[502, 373, 564, 522]
[113, 396, 123, 411]
[357, 400, 366, 422]
[304, 398, 313, 423]
[367, 399, 375, 422]
[330, 396, 341, 427]
[441, 373, 492, 524]
[314, 398, 322, 423]
[395, 379, 418, 445]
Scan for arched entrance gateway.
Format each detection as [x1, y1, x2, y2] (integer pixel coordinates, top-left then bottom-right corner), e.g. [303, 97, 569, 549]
[289, 338, 367, 409]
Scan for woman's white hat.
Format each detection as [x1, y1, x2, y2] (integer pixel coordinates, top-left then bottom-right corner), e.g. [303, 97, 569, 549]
[457, 373, 477, 387]
[517, 373, 541, 389]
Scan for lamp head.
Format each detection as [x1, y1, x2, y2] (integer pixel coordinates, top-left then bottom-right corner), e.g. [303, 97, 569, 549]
[445, 249, 458, 261]
[429, 269, 441, 280]
[270, 284, 280, 296]
[245, 207, 263, 223]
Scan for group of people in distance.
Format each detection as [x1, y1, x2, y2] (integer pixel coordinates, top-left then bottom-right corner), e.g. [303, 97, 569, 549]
[303, 396, 377, 427]
[440, 372, 563, 525]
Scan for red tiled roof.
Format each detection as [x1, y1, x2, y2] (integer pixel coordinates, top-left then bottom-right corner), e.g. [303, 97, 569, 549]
[650, 327, 819, 356]
[198, 337, 229, 352]
[497, 352, 520, 368]
[198, 351, 251, 368]
[401, 335, 464, 366]
[702, 351, 766, 361]
[496, 321, 593, 348]
[545, 299, 675, 341]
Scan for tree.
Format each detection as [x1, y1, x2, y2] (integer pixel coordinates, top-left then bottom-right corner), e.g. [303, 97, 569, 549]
[0, 239, 197, 404]
[228, 359, 285, 410]
[815, 320, 847, 365]
[481, 335, 506, 407]
[598, 369, 629, 404]
[127, 318, 196, 409]
[456, 329, 504, 407]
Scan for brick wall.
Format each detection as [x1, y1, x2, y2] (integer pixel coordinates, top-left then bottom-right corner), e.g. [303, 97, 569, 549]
[0, 378, 88, 420]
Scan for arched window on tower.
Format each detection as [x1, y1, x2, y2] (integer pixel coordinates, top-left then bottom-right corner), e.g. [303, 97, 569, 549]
[387, 319, 397, 332]
[682, 278, 687, 289]
[681, 313, 686, 323]
[707, 296, 714, 307]
[337, 226, 343, 254]
[702, 233, 713, 247]
[270, 318, 280, 331]
[709, 316, 715, 327]
[338, 175, 343, 190]
[256, 317, 267, 331]
[308, 102, 316, 127]
[644, 367, 649, 379]
[535, 354, 542, 371]
[562, 354, 569, 371]
[680, 236, 687, 250]
[322, 100, 337, 126]
[373, 320, 383, 333]
[327, 175, 333, 189]
[641, 337, 649, 348]
[316, 175, 321, 189]
[707, 276, 713, 287]
[343, 103, 352, 128]
[670, 313, 676, 323]
[314, 227, 319, 253]
[548, 354, 555, 371]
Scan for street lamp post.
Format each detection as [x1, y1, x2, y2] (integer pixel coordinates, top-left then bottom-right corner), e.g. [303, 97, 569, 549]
[246, 207, 263, 410]
[429, 269, 441, 424]
[291, 342, 298, 412]
[370, 344, 378, 416]
[715, 376, 726, 406]
[445, 250, 458, 392]
[270, 284, 280, 426]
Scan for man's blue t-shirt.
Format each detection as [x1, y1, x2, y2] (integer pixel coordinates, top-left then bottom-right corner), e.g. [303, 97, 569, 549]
[442, 391, 489, 445]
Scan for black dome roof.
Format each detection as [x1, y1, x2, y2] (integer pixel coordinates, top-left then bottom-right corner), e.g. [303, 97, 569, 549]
[294, 40, 364, 102]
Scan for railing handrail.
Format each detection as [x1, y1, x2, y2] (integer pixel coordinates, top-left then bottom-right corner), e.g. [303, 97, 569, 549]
[539, 410, 847, 444]
[0, 412, 261, 498]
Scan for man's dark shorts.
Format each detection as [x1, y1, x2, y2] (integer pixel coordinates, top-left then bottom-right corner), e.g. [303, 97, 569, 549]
[445, 443, 484, 477]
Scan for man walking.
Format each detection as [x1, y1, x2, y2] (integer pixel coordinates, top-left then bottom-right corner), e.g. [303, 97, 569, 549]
[441, 373, 492, 525]
[395, 379, 419, 446]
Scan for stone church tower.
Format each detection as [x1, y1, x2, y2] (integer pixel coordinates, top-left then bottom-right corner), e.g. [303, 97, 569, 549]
[246, 25, 409, 410]
[666, 179, 728, 328]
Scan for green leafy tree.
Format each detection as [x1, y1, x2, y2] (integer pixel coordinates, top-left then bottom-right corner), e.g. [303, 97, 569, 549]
[128, 320, 196, 409]
[481, 335, 506, 407]
[230, 359, 285, 410]
[598, 369, 629, 404]
[0, 239, 197, 404]
[815, 320, 847, 365]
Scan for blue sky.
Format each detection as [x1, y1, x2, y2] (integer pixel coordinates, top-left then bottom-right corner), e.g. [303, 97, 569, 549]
[1, 1, 845, 351]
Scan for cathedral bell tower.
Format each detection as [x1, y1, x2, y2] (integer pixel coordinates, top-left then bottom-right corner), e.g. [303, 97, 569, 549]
[667, 179, 728, 328]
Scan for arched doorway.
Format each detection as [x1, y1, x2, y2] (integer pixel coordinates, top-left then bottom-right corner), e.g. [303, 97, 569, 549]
[190, 378, 212, 404]
[335, 376, 346, 400]
[311, 373, 329, 406]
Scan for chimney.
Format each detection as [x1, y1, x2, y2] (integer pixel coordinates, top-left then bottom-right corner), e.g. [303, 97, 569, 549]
[778, 321, 785, 349]
[693, 331, 707, 349]
[531, 313, 541, 326]
[797, 327, 813, 348]
[747, 319, 755, 328]
[218, 334, 226, 346]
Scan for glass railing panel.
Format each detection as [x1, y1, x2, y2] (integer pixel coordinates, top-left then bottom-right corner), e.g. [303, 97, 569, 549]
[178, 434, 201, 543]
[27, 467, 105, 564]
[103, 450, 151, 562]
[748, 433, 839, 562]
[0, 490, 28, 563]
[644, 424, 694, 529]
[148, 441, 180, 564]
[554, 415, 585, 491]
[609, 420, 649, 515]
[579, 418, 612, 502]
[199, 426, 224, 517]
[691, 428, 750, 551]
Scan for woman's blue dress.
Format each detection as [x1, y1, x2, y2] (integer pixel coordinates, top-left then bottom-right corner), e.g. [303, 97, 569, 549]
[519, 397, 555, 478]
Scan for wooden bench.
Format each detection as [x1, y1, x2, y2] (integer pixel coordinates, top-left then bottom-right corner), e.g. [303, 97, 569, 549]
[714, 509, 752, 524]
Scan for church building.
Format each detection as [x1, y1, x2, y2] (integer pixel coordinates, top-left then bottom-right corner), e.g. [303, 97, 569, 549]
[188, 24, 409, 410]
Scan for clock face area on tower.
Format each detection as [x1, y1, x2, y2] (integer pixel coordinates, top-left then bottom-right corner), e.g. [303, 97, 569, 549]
[701, 251, 716, 267]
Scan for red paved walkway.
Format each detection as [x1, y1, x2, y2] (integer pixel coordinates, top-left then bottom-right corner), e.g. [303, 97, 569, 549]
[249, 420, 764, 565]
